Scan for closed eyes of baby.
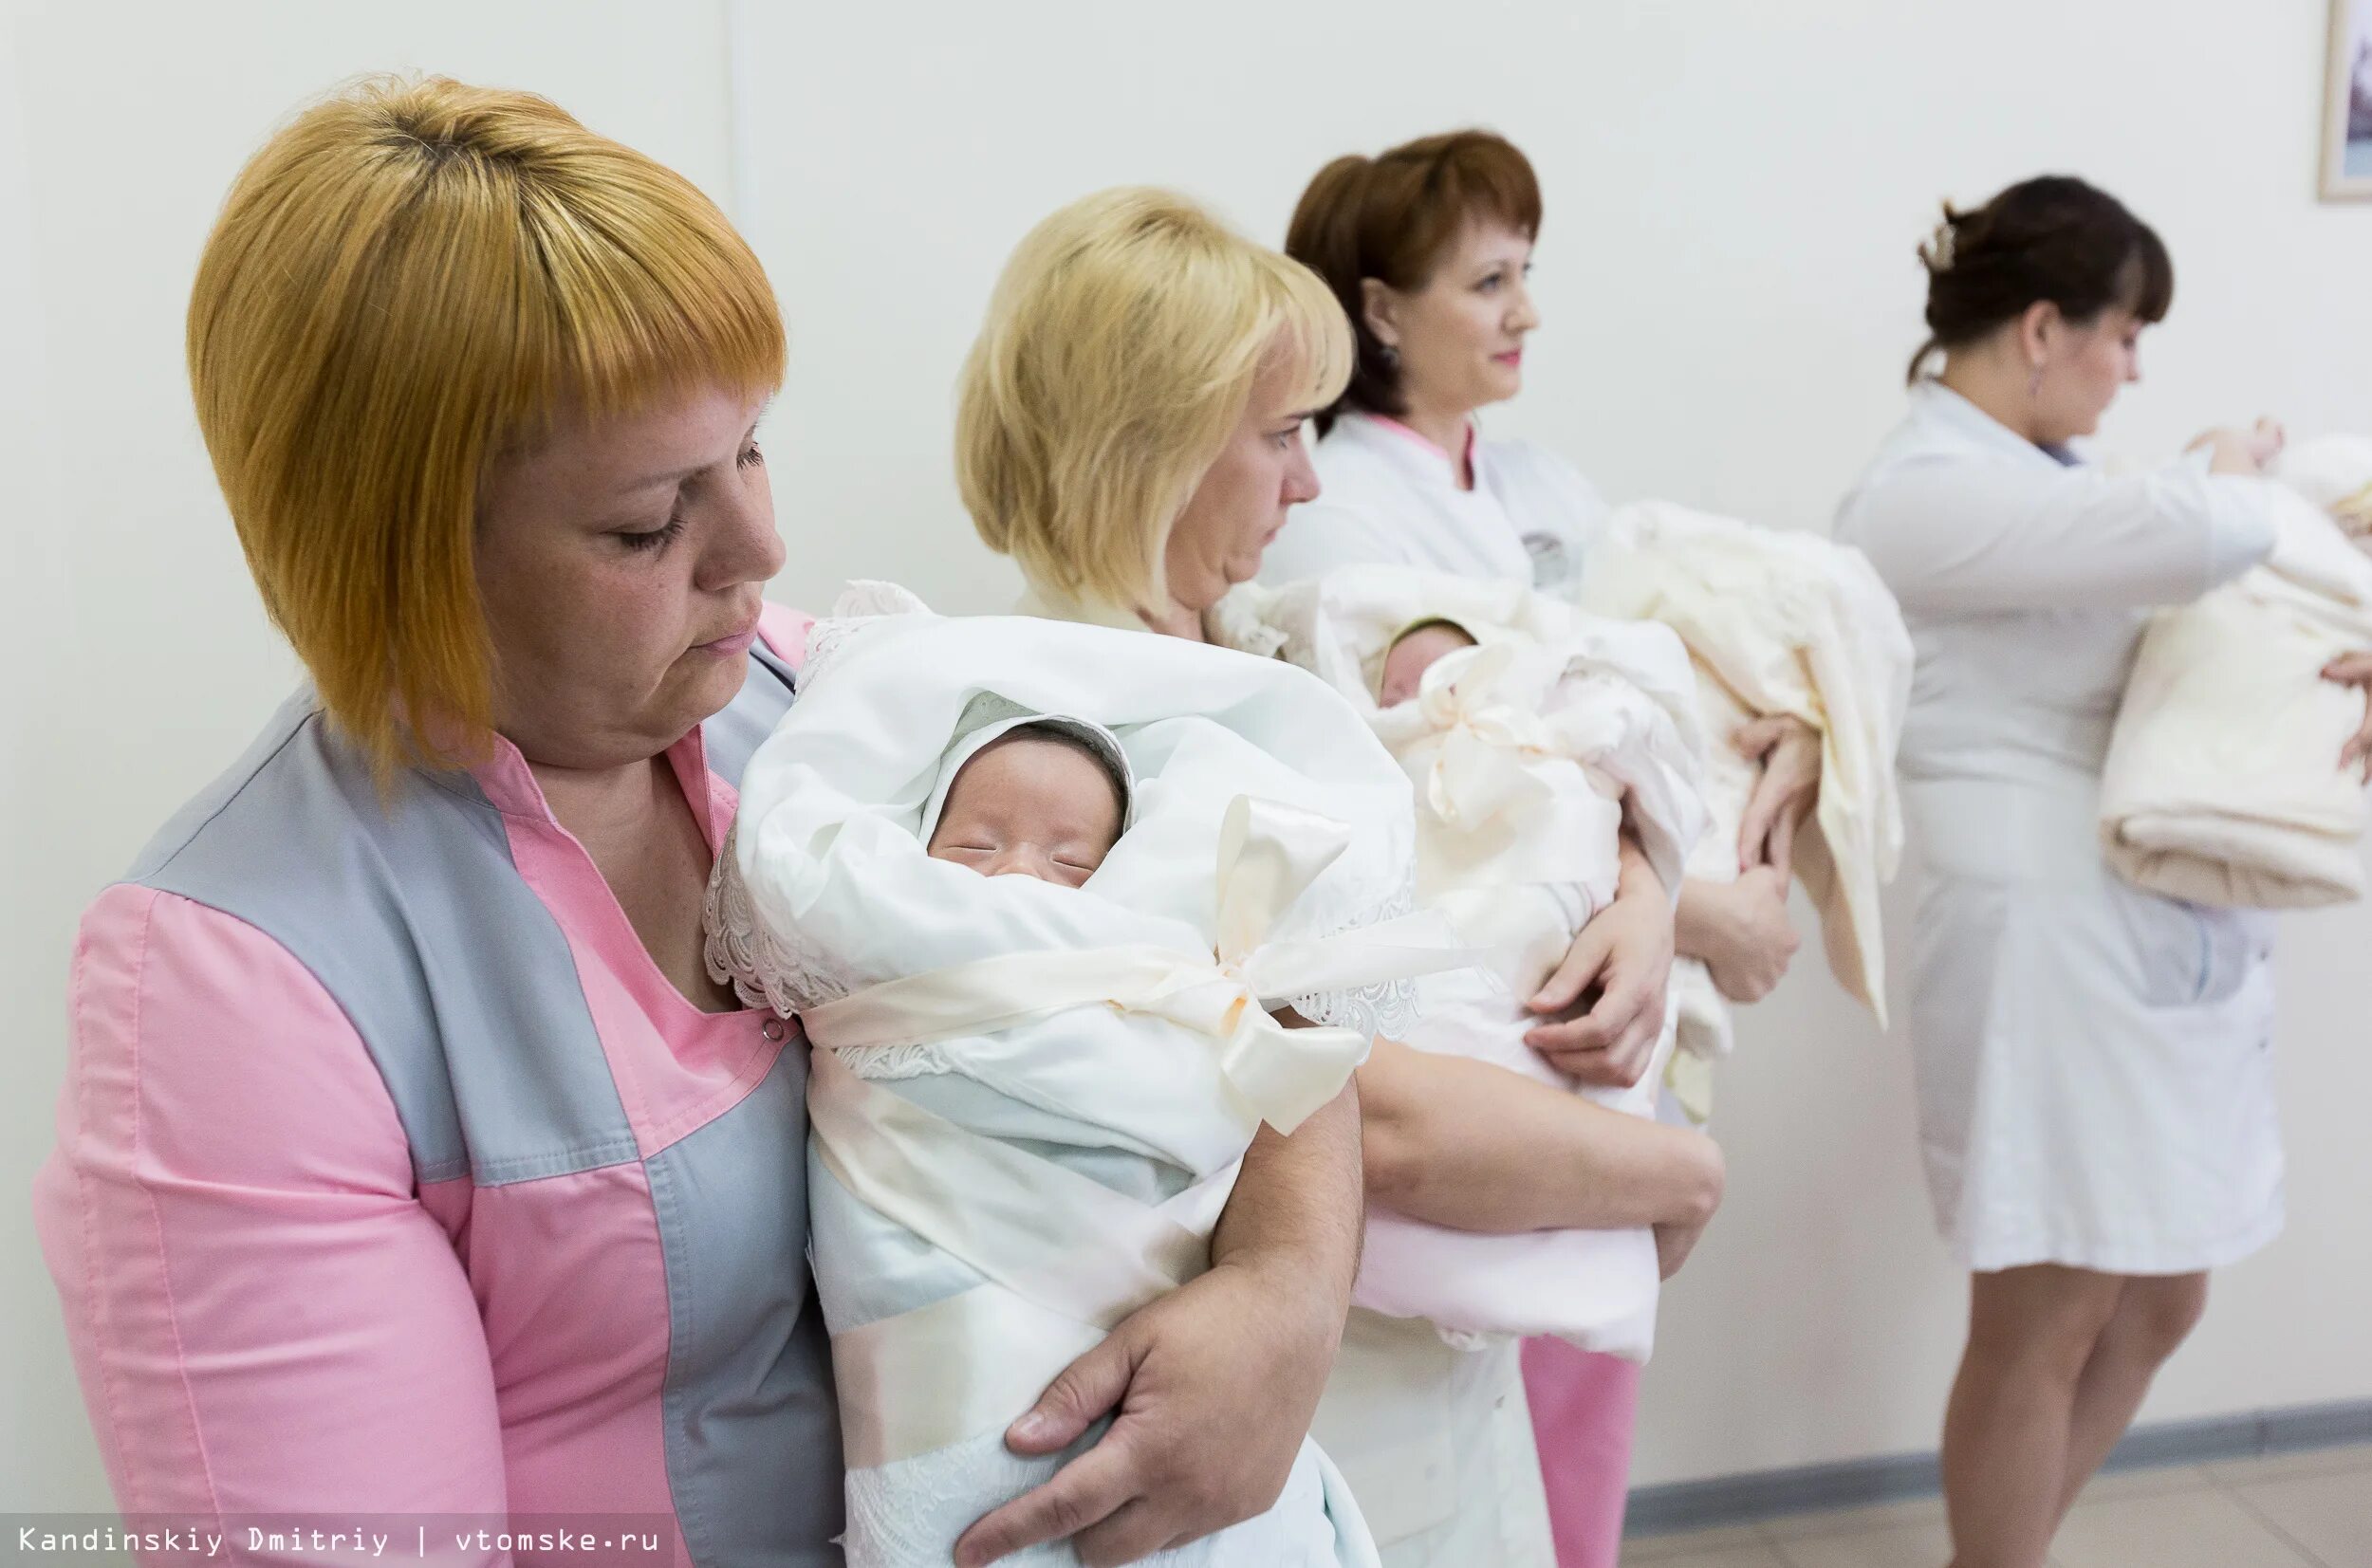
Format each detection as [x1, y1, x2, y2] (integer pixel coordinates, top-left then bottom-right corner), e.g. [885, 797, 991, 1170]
[1378, 619, 1480, 708]
[923, 729, 1128, 888]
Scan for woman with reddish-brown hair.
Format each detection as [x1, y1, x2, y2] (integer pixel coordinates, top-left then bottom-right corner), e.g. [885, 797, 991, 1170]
[1271, 129, 1816, 1568]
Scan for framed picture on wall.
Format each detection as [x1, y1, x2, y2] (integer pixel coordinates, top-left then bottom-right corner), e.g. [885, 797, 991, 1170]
[2326, 0, 2372, 198]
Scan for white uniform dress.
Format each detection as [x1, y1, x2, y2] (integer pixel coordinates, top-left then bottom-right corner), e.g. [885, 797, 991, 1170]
[1254, 412, 1623, 1566]
[1834, 380, 2288, 1275]
[1019, 563, 1559, 1568]
[1261, 411, 1604, 595]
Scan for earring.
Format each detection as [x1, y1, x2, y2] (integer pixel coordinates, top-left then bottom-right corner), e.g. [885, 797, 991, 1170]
[2028, 362, 2043, 399]
[1379, 343, 1400, 372]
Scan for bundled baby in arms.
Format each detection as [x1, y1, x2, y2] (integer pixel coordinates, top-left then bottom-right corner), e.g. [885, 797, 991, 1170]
[1216, 565, 1719, 1360]
[704, 585, 1463, 1566]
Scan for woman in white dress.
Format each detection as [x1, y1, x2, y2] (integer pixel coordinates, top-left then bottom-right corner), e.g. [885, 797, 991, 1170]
[1269, 130, 1816, 1568]
[1833, 175, 2372, 1568]
[953, 186, 1727, 1568]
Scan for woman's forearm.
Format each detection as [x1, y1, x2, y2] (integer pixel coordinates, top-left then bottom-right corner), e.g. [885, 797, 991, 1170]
[1356, 1037, 1723, 1234]
[1210, 1079, 1362, 1317]
[1674, 877, 1722, 963]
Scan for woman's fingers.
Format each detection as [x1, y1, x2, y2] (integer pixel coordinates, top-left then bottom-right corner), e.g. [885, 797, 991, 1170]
[954, 1437, 1140, 1566]
[2251, 415, 2288, 466]
[1529, 953, 1654, 1085]
[1001, 1323, 1143, 1456]
[1529, 922, 1610, 1017]
[1766, 809, 1800, 881]
[2323, 653, 2372, 779]
[1071, 1502, 1188, 1568]
[1733, 715, 1818, 870]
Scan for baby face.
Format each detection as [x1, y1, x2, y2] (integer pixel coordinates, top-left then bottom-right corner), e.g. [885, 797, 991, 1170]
[926, 733, 1125, 889]
[1379, 620, 1480, 707]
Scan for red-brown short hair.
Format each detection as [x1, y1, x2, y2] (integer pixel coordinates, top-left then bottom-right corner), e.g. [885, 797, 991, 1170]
[1285, 130, 1542, 430]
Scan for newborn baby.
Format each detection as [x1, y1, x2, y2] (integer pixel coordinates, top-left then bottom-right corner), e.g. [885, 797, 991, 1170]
[1216, 569, 1712, 1356]
[709, 599, 1426, 1568]
[923, 721, 1128, 888]
[1377, 618, 1478, 709]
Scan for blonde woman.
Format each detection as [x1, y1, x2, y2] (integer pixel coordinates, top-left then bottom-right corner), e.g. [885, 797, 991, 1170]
[35, 79, 1366, 1568]
[956, 188, 1723, 1568]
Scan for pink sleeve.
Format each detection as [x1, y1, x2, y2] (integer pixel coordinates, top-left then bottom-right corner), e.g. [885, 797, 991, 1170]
[756, 601, 815, 673]
[33, 884, 512, 1554]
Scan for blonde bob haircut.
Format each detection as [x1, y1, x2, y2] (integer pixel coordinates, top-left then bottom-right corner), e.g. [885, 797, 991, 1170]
[188, 75, 784, 780]
[955, 188, 1352, 615]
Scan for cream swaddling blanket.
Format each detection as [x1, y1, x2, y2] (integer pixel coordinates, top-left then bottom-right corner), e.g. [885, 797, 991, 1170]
[1573, 502, 1913, 1121]
[707, 591, 1465, 1568]
[1215, 567, 1705, 1359]
[2101, 448, 2372, 908]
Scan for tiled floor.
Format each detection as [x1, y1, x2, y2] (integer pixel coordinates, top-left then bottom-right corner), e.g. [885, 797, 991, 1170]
[1622, 1439, 2372, 1567]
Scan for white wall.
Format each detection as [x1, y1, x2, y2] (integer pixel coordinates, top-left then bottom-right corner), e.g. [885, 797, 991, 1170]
[0, 0, 739, 1511]
[7, 0, 2368, 1517]
[727, 0, 2372, 1489]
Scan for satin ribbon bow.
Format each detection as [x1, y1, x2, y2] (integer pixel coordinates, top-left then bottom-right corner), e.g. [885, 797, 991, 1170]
[1410, 642, 1565, 831]
[797, 794, 1468, 1134]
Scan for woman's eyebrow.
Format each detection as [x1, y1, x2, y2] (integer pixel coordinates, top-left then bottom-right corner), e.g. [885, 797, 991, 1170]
[619, 421, 765, 492]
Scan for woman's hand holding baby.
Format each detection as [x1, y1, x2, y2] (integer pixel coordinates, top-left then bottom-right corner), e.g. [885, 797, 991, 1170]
[1677, 867, 1800, 1004]
[2186, 416, 2286, 476]
[2323, 651, 2372, 782]
[954, 1084, 1359, 1568]
[954, 1252, 1344, 1566]
[1526, 838, 1675, 1087]
[1733, 714, 1823, 876]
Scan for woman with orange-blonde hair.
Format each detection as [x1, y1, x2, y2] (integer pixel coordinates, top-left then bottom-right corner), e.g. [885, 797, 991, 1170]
[34, 77, 1367, 1568]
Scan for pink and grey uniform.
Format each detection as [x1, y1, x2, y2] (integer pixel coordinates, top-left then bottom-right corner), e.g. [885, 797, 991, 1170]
[32, 606, 843, 1566]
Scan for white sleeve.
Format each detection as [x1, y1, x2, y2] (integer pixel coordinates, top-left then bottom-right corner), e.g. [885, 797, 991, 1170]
[1260, 498, 1418, 585]
[1840, 455, 2279, 615]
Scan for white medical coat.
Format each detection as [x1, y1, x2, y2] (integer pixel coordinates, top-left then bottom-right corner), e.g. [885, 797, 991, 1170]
[1834, 380, 2287, 1273]
[1262, 412, 1603, 593]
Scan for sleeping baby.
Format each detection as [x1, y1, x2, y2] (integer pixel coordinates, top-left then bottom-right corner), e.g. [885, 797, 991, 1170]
[923, 719, 1129, 889]
[1215, 565, 1717, 1359]
[705, 587, 1467, 1567]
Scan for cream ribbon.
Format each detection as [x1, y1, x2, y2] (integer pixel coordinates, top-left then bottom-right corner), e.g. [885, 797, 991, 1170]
[805, 793, 1467, 1473]
[800, 794, 1469, 1134]
[1400, 644, 1628, 896]
[1410, 643, 1560, 829]
[810, 1048, 1214, 1467]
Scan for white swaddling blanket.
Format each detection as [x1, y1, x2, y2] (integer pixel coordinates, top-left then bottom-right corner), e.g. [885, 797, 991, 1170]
[1215, 566, 1704, 1360]
[2101, 442, 2372, 908]
[1573, 502, 1913, 1121]
[708, 592, 1459, 1567]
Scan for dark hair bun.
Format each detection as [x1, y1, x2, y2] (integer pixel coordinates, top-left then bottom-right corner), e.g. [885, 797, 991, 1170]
[1907, 175, 2172, 383]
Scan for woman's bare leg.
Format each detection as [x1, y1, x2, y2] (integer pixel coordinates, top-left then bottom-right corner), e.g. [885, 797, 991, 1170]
[2052, 1272, 2209, 1522]
[1941, 1265, 2125, 1568]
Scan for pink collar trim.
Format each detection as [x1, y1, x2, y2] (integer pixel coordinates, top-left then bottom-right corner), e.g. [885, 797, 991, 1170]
[1363, 413, 1479, 489]
[459, 727, 729, 846]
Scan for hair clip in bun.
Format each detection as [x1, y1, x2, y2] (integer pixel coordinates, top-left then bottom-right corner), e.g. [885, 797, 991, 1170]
[1925, 217, 1956, 273]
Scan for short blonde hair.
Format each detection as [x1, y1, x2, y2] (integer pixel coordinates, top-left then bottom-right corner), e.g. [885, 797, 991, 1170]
[188, 75, 785, 780]
[955, 188, 1352, 614]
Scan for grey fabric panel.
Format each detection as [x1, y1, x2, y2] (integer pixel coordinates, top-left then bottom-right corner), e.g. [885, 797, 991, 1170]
[130, 692, 634, 1186]
[123, 652, 798, 1186]
[647, 1044, 844, 1566]
[706, 639, 798, 787]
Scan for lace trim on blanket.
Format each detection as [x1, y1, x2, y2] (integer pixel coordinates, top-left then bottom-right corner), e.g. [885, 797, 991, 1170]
[704, 844, 964, 1079]
[1206, 587, 1289, 661]
[710, 824, 1422, 1056]
[703, 828, 880, 1021]
[1287, 878, 1422, 1042]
